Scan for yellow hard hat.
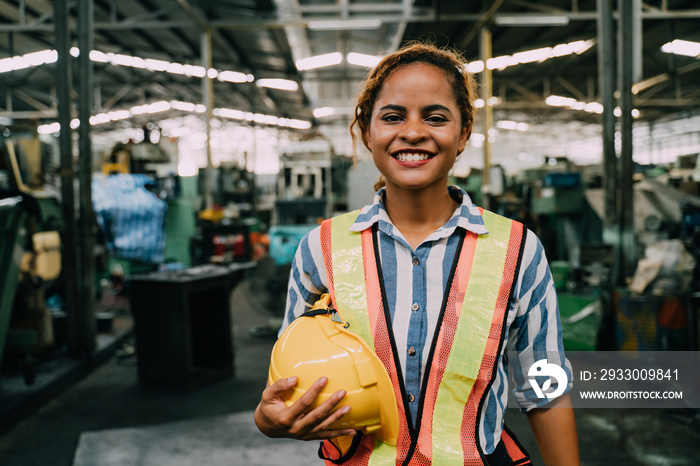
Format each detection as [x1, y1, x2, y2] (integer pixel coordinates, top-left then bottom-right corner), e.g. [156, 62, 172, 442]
[268, 294, 399, 445]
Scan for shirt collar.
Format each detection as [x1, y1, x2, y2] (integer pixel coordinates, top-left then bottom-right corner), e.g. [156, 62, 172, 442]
[349, 185, 488, 239]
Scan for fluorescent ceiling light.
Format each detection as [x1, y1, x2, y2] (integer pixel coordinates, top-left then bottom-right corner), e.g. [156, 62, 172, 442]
[496, 120, 529, 132]
[144, 58, 169, 71]
[308, 19, 382, 30]
[466, 60, 484, 73]
[487, 55, 518, 70]
[566, 40, 595, 55]
[512, 47, 553, 64]
[584, 102, 604, 113]
[347, 52, 381, 68]
[256, 78, 299, 92]
[495, 15, 569, 26]
[313, 107, 336, 118]
[37, 123, 60, 134]
[661, 39, 700, 57]
[466, 39, 593, 74]
[545, 95, 578, 107]
[296, 52, 343, 71]
[0, 49, 57, 73]
[38, 99, 312, 135]
[0, 47, 256, 85]
[89, 50, 109, 63]
[218, 70, 252, 83]
[545, 95, 639, 117]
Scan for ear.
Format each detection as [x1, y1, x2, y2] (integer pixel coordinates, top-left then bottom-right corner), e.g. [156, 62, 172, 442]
[457, 121, 471, 154]
[363, 128, 372, 152]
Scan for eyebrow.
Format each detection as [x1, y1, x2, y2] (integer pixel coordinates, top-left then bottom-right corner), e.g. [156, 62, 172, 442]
[378, 104, 454, 114]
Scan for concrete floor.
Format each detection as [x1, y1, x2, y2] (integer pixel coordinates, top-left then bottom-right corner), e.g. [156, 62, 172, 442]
[1, 275, 700, 465]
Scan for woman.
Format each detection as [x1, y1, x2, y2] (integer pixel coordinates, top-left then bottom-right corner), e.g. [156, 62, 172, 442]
[256, 42, 580, 465]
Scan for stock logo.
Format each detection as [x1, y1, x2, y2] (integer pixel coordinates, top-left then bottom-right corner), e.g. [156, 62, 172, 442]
[528, 359, 568, 399]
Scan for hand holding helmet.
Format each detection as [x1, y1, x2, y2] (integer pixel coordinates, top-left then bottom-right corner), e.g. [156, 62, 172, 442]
[254, 372, 356, 441]
[259, 293, 399, 445]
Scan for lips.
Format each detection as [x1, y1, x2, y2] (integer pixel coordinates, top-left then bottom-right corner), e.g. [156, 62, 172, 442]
[391, 151, 434, 162]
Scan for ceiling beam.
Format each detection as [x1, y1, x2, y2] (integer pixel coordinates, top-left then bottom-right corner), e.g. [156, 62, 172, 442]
[505, 80, 543, 102]
[3, 9, 700, 33]
[12, 88, 52, 111]
[555, 76, 588, 101]
[174, 0, 281, 113]
[297, 3, 410, 14]
[458, 0, 507, 50]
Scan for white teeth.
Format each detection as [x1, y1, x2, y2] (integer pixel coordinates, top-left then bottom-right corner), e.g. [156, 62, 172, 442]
[395, 152, 430, 162]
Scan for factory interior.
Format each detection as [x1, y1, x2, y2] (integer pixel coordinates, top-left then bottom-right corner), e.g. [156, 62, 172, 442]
[2, 0, 700, 464]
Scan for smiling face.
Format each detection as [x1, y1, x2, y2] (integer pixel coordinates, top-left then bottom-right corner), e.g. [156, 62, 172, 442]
[365, 62, 469, 193]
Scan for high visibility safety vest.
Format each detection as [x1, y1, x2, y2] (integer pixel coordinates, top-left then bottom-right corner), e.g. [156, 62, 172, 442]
[318, 209, 531, 466]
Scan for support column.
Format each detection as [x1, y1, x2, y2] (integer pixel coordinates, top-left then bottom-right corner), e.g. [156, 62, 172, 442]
[78, 0, 97, 353]
[55, 0, 81, 354]
[596, 0, 618, 350]
[597, 0, 618, 255]
[202, 30, 214, 210]
[619, 0, 637, 282]
[480, 27, 493, 211]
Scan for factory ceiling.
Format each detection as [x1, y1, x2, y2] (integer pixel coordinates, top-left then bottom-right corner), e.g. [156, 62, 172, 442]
[1, 0, 700, 136]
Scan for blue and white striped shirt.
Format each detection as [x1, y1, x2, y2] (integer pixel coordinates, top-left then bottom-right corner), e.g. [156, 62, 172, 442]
[281, 186, 572, 455]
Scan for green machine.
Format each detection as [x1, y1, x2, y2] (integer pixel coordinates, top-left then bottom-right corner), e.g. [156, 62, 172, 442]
[163, 175, 199, 267]
[0, 196, 28, 375]
[531, 172, 584, 215]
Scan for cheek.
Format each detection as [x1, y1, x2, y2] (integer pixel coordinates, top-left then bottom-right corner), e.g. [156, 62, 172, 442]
[367, 126, 383, 152]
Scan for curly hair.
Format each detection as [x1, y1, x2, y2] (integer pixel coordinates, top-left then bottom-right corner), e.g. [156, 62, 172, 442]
[350, 41, 478, 164]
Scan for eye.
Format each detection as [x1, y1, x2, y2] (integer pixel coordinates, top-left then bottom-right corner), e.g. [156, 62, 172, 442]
[381, 113, 403, 123]
[426, 115, 449, 124]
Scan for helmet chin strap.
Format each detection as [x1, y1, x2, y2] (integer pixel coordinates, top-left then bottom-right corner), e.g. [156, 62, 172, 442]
[300, 294, 349, 328]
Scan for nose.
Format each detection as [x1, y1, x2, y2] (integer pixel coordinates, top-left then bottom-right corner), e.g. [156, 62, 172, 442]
[398, 116, 427, 142]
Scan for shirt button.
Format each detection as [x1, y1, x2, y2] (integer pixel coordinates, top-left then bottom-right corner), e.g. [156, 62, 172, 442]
[411, 302, 420, 311]
[412, 257, 420, 266]
[408, 347, 416, 356]
[408, 393, 415, 403]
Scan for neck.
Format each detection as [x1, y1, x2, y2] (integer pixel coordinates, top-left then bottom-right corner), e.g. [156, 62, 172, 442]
[382, 183, 457, 247]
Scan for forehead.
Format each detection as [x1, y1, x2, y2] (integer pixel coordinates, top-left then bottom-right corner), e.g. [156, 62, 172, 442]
[375, 62, 456, 103]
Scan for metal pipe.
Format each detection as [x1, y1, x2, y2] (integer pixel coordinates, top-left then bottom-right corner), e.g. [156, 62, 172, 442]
[78, 0, 97, 353]
[202, 30, 214, 210]
[619, 0, 637, 281]
[55, 0, 81, 355]
[597, 0, 618, 250]
[596, 0, 618, 351]
[480, 27, 493, 210]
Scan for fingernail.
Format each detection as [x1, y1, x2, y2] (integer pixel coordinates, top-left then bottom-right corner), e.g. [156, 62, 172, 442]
[287, 376, 297, 384]
[337, 390, 347, 398]
[319, 376, 328, 385]
[341, 406, 351, 414]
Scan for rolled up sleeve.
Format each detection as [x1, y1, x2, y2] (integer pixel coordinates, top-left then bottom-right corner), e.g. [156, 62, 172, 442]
[507, 231, 573, 412]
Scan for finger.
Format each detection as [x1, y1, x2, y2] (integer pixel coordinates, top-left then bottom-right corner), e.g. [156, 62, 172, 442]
[300, 427, 358, 441]
[301, 386, 346, 417]
[310, 405, 352, 433]
[286, 376, 330, 416]
[294, 389, 348, 434]
[263, 376, 298, 401]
